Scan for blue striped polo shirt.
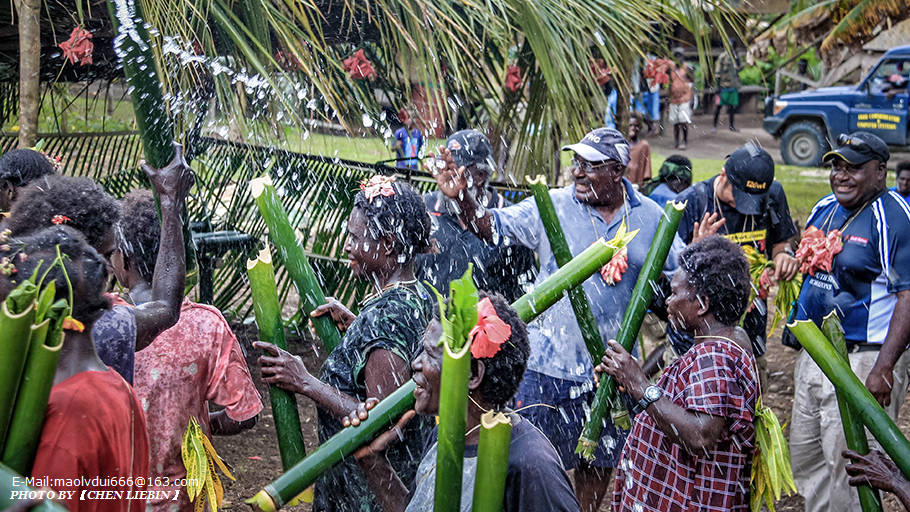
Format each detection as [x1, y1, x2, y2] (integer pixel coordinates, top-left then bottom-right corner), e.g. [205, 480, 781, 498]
[794, 190, 910, 343]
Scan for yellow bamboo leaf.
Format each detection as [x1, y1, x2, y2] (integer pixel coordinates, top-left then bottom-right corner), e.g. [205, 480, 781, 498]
[205, 455, 218, 512]
[200, 432, 235, 481]
[214, 470, 224, 508]
[194, 495, 204, 512]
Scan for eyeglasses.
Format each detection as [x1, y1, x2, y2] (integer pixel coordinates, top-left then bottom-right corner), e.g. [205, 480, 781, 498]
[573, 157, 620, 174]
[829, 159, 868, 176]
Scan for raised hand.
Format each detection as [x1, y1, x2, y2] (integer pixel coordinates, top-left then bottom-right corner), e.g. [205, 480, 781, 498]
[139, 142, 194, 203]
[428, 147, 468, 199]
[692, 212, 727, 243]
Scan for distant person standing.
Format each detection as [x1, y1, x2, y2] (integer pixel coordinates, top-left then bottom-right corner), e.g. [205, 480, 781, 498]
[713, 43, 741, 132]
[669, 54, 693, 150]
[394, 109, 423, 170]
[625, 114, 652, 188]
[893, 161, 910, 203]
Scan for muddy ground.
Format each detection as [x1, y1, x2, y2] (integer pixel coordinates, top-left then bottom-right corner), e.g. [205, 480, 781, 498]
[211, 319, 910, 512]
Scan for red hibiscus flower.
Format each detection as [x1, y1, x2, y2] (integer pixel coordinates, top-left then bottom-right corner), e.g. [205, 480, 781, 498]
[359, 175, 396, 201]
[343, 49, 377, 81]
[51, 215, 72, 225]
[795, 226, 843, 276]
[601, 246, 629, 285]
[470, 297, 512, 359]
[59, 26, 94, 66]
[504, 65, 523, 92]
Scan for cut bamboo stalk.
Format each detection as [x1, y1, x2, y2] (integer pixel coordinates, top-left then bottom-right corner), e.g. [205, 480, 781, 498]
[105, 0, 198, 288]
[247, 248, 307, 470]
[789, 319, 910, 480]
[248, 233, 636, 510]
[471, 411, 512, 512]
[527, 174, 604, 362]
[0, 462, 67, 511]
[0, 281, 38, 451]
[250, 176, 343, 353]
[821, 313, 883, 512]
[576, 200, 686, 460]
[434, 268, 478, 512]
[247, 380, 418, 511]
[1, 319, 62, 475]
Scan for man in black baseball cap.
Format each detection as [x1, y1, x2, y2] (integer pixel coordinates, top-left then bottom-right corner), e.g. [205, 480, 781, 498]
[417, 129, 535, 302]
[666, 141, 798, 380]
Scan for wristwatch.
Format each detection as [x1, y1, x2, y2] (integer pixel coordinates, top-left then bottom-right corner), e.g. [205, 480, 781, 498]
[631, 385, 663, 415]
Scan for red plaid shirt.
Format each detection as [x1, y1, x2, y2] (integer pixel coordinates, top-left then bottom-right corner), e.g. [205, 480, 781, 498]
[613, 338, 758, 512]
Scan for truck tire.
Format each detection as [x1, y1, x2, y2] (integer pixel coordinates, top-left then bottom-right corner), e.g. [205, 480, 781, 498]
[781, 121, 829, 167]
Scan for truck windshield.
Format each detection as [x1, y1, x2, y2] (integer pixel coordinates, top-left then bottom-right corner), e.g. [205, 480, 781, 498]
[866, 59, 910, 92]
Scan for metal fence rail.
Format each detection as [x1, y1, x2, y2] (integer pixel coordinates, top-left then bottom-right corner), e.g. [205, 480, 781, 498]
[0, 132, 531, 318]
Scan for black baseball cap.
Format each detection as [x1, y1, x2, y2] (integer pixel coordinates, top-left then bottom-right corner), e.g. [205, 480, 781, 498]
[446, 130, 494, 168]
[823, 131, 890, 165]
[562, 128, 631, 167]
[723, 144, 775, 215]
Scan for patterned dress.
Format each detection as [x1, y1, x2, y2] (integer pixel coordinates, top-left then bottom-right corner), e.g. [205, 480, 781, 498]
[612, 338, 758, 512]
[313, 282, 435, 512]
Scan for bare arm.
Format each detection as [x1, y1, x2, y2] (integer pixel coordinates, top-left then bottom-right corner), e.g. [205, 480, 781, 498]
[867, 290, 910, 406]
[133, 143, 193, 350]
[430, 148, 494, 243]
[600, 340, 727, 452]
[209, 409, 258, 435]
[256, 342, 410, 421]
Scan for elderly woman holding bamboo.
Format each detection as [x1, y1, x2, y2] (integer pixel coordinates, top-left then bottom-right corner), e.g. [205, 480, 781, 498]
[343, 292, 580, 512]
[599, 235, 758, 512]
[256, 176, 436, 512]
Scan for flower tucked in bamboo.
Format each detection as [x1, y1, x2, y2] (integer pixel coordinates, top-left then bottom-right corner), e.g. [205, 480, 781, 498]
[251, 176, 343, 353]
[576, 200, 685, 460]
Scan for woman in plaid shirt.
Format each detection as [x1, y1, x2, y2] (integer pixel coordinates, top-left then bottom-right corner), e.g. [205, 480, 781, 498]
[599, 235, 759, 512]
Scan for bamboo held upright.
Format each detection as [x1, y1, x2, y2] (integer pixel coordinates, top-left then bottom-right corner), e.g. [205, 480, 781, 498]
[471, 411, 512, 512]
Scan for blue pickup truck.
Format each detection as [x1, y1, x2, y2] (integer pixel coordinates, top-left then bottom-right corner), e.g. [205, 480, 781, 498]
[764, 45, 910, 166]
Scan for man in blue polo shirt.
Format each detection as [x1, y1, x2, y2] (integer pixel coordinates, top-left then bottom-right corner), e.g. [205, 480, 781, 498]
[431, 127, 684, 512]
[789, 132, 910, 512]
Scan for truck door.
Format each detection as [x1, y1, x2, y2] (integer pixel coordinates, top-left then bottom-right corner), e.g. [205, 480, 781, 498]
[850, 58, 909, 145]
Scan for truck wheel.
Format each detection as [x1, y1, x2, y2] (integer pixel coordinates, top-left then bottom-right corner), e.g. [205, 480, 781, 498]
[781, 121, 829, 167]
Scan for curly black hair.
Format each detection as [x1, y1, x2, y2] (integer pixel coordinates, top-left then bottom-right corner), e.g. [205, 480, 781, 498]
[352, 179, 432, 261]
[471, 292, 530, 409]
[0, 149, 56, 187]
[7, 175, 121, 251]
[678, 235, 751, 326]
[116, 190, 159, 282]
[0, 226, 111, 325]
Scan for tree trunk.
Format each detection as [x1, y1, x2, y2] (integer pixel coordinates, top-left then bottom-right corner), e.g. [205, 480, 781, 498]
[15, 0, 41, 148]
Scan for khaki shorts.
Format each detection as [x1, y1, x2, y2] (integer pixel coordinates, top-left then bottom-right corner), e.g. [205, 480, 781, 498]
[668, 102, 692, 125]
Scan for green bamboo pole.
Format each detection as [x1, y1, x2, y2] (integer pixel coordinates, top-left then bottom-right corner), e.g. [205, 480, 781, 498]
[471, 411, 512, 512]
[511, 235, 636, 322]
[251, 176, 343, 353]
[0, 281, 38, 451]
[789, 319, 910, 480]
[1, 319, 61, 475]
[247, 234, 636, 510]
[247, 248, 307, 470]
[247, 380, 418, 511]
[105, 0, 198, 288]
[434, 268, 478, 512]
[0, 462, 68, 511]
[527, 175, 604, 362]
[820, 313, 883, 511]
[576, 200, 686, 459]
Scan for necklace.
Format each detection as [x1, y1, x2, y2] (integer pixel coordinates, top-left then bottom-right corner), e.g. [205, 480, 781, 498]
[820, 194, 878, 235]
[360, 278, 418, 305]
[585, 185, 630, 238]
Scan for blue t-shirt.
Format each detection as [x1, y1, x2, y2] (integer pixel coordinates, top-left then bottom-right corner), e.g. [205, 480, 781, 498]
[492, 180, 683, 381]
[794, 191, 910, 343]
[394, 127, 423, 170]
[890, 186, 910, 205]
[648, 183, 682, 207]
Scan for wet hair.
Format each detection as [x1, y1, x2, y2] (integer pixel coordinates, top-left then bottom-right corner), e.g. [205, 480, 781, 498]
[471, 292, 530, 409]
[0, 149, 56, 188]
[352, 179, 432, 261]
[0, 226, 111, 325]
[116, 190, 159, 282]
[7, 175, 121, 251]
[897, 161, 910, 177]
[678, 235, 750, 326]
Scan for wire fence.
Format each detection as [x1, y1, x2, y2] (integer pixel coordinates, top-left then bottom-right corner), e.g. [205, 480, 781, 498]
[0, 131, 531, 319]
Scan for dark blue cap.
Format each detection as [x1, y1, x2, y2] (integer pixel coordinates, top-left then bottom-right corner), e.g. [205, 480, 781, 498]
[446, 129, 494, 168]
[561, 128, 630, 167]
[823, 131, 890, 165]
